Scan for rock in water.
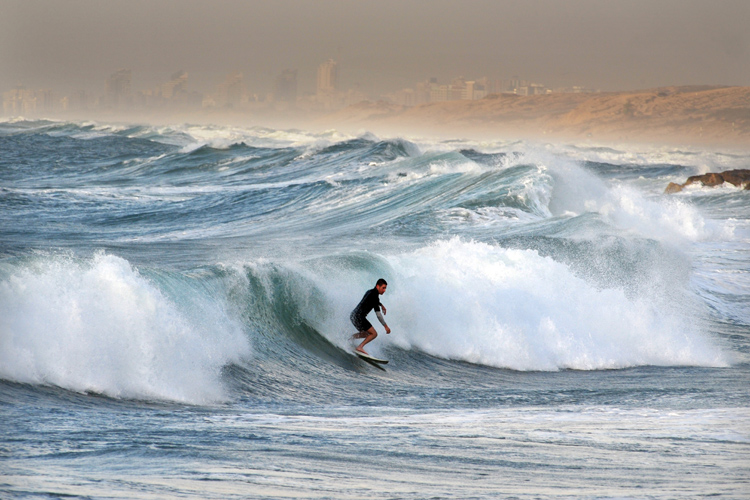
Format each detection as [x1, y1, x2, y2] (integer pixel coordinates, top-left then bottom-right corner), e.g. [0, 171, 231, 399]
[722, 169, 750, 189]
[665, 169, 750, 193]
[664, 182, 683, 194]
[685, 172, 725, 187]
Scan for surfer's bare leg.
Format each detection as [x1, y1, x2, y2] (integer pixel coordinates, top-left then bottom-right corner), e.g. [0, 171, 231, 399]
[355, 327, 378, 354]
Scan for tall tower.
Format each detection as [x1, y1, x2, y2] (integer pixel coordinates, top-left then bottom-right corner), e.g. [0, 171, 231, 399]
[218, 72, 244, 108]
[274, 69, 298, 102]
[162, 70, 188, 100]
[316, 59, 338, 96]
[105, 69, 132, 109]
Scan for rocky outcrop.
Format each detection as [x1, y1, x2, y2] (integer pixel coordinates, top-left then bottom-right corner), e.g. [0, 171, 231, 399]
[665, 169, 750, 193]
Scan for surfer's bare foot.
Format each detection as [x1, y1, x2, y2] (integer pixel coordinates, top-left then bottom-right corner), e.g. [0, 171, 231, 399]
[355, 347, 368, 355]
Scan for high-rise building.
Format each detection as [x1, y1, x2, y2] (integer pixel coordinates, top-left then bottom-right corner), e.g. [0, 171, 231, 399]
[464, 81, 476, 100]
[35, 89, 59, 112]
[450, 77, 466, 101]
[105, 69, 132, 109]
[415, 78, 439, 104]
[274, 69, 298, 102]
[430, 85, 450, 102]
[217, 72, 244, 108]
[162, 71, 188, 100]
[317, 59, 338, 95]
[473, 83, 487, 100]
[3, 86, 34, 115]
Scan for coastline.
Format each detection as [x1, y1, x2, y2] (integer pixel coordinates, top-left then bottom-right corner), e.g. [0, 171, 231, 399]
[4, 85, 749, 150]
[319, 85, 750, 149]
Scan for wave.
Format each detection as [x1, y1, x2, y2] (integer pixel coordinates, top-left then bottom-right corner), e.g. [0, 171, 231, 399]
[0, 239, 729, 403]
[229, 237, 730, 372]
[312, 238, 728, 370]
[0, 121, 736, 237]
[1, 120, 738, 254]
[0, 253, 251, 403]
[0, 120, 744, 403]
[0, 118, 355, 152]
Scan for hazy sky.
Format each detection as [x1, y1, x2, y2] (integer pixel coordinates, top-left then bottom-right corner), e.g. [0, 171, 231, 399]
[2, 0, 749, 96]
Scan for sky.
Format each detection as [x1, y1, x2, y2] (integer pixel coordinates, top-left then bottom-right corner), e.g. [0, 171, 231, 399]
[2, 0, 749, 96]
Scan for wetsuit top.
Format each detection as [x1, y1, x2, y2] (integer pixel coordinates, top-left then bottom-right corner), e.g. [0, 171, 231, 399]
[351, 287, 381, 321]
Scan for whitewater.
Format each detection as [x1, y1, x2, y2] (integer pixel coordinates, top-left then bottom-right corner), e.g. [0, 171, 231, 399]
[1, 119, 748, 499]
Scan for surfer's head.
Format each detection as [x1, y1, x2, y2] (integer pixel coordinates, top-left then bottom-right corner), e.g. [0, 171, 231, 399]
[376, 278, 387, 294]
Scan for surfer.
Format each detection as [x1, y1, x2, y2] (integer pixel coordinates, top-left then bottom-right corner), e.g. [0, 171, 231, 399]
[350, 279, 390, 355]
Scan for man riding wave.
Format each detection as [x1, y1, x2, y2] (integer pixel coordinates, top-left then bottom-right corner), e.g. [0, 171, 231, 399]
[350, 279, 390, 355]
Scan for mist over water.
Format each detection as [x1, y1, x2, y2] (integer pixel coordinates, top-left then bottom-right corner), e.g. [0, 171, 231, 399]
[1, 119, 749, 499]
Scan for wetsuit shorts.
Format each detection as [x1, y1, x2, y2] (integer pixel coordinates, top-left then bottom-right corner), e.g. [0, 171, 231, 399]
[350, 311, 372, 332]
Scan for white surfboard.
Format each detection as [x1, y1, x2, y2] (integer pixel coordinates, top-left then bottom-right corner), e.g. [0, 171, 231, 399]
[354, 350, 389, 365]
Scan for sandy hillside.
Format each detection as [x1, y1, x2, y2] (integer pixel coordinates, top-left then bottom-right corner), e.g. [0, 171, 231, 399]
[323, 86, 750, 146]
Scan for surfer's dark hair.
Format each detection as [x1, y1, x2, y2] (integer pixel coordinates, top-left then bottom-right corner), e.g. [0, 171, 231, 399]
[376, 278, 388, 287]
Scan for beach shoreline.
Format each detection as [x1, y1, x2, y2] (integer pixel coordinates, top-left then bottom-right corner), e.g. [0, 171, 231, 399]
[318, 85, 750, 149]
[5, 85, 748, 151]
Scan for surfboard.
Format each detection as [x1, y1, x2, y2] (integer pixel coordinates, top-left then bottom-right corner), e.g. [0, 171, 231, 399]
[354, 350, 389, 365]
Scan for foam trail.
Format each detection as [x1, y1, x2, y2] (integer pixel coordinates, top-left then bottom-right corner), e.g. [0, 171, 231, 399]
[0, 253, 251, 403]
[372, 239, 727, 370]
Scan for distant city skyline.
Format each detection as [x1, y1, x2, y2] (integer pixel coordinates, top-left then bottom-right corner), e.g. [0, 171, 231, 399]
[2, 58, 591, 96]
[2, 0, 748, 98]
[5, 59, 592, 117]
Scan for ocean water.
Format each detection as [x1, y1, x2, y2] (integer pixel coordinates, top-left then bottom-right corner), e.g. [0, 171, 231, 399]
[1, 118, 748, 499]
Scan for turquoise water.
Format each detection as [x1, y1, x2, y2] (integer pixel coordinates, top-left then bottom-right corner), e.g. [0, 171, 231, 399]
[1, 119, 749, 499]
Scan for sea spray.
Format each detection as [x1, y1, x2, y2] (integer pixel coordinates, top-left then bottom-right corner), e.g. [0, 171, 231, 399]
[508, 148, 720, 242]
[333, 238, 727, 370]
[0, 252, 251, 403]
[250, 238, 728, 371]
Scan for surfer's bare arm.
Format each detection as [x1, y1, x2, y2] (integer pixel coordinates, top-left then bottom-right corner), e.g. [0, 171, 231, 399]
[381, 304, 386, 315]
[375, 311, 391, 334]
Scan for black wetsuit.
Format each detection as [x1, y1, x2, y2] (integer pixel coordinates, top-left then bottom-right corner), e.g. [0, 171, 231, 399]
[350, 287, 382, 332]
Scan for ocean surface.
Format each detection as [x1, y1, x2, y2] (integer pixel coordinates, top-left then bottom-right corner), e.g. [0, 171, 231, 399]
[1, 118, 748, 499]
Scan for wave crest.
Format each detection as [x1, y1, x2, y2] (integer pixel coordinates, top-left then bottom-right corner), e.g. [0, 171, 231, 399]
[0, 253, 251, 403]
[381, 238, 727, 370]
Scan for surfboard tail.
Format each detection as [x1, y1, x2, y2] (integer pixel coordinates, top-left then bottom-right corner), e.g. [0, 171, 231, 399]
[355, 351, 389, 365]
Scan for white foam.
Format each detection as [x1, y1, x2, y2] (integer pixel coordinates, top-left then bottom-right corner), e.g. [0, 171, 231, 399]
[512, 150, 725, 243]
[380, 139, 725, 243]
[0, 253, 251, 403]
[439, 206, 541, 226]
[369, 238, 727, 370]
[156, 124, 355, 152]
[552, 142, 750, 177]
[397, 138, 739, 242]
